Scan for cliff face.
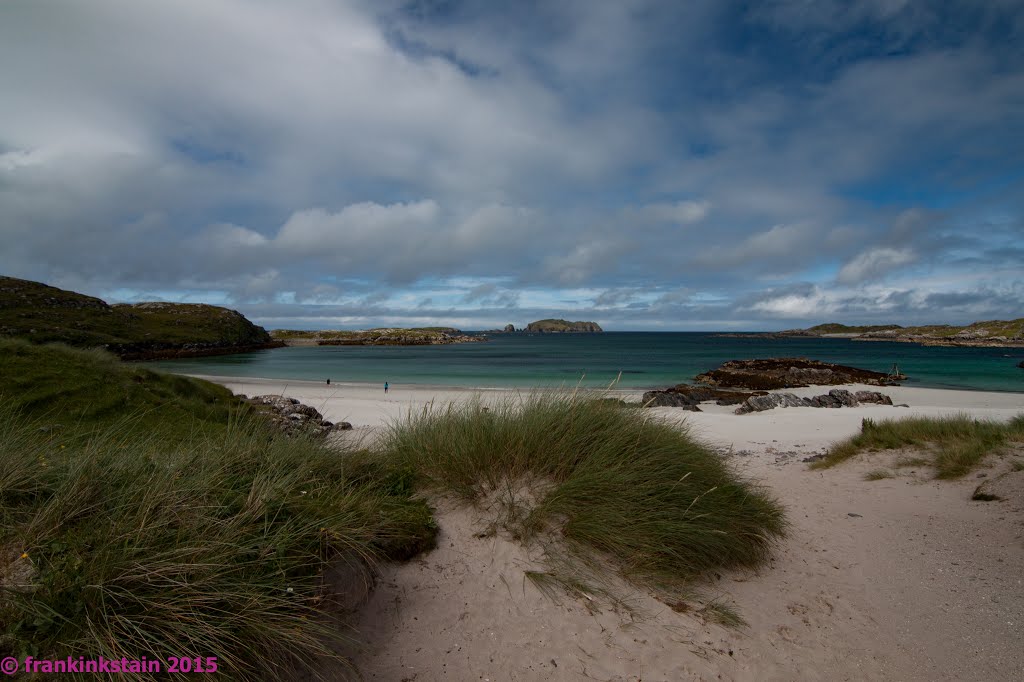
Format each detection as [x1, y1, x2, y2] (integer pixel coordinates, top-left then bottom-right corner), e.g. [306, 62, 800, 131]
[0, 276, 280, 359]
[525, 319, 603, 333]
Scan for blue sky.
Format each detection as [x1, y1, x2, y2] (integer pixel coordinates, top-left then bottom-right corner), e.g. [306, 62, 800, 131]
[1, 0, 1021, 330]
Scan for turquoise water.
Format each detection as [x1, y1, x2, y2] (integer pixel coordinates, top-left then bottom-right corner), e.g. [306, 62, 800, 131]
[147, 332, 1024, 393]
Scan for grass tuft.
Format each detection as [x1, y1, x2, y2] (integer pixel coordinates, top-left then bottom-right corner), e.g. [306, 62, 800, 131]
[810, 413, 1024, 478]
[379, 393, 787, 593]
[864, 469, 894, 481]
[698, 599, 747, 628]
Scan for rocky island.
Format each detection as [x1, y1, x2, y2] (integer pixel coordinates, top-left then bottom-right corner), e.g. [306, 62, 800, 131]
[524, 319, 603, 333]
[272, 327, 485, 346]
[0, 276, 282, 360]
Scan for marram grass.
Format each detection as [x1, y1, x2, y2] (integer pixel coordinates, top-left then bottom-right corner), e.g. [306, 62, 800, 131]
[0, 340, 435, 681]
[812, 413, 1024, 478]
[379, 393, 787, 589]
[3, 342, 787, 677]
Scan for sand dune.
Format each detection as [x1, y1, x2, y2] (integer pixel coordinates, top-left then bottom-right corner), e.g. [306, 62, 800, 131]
[199, 375, 1024, 680]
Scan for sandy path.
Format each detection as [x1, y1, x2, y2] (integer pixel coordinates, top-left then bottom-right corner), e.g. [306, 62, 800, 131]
[197, 376, 1024, 680]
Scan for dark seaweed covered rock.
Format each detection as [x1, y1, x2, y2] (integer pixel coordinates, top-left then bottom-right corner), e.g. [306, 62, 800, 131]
[642, 385, 766, 409]
[695, 358, 898, 390]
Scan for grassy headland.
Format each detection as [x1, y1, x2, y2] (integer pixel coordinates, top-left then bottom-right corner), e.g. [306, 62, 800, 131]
[0, 276, 279, 359]
[811, 414, 1024, 478]
[802, 323, 902, 335]
[770, 319, 1024, 347]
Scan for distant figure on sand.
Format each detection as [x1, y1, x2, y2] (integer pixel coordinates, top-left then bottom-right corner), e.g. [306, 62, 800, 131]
[384, 381, 389, 394]
[326, 378, 330, 385]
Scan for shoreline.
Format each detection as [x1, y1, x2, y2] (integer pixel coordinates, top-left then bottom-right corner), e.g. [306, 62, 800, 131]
[195, 374, 1022, 452]
[182, 371, 1024, 395]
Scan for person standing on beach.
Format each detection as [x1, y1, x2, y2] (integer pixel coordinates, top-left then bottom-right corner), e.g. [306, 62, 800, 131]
[384, 381, 389, 394]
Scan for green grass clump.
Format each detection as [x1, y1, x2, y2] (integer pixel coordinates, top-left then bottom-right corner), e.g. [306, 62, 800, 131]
[811, 414, 1024, 478]
[864, 469, 894, 481]
[698, 599, 747, 628]
[380, 394, 786, 590]
[0, 339, 238, 445]
[0, 341, 435, 681]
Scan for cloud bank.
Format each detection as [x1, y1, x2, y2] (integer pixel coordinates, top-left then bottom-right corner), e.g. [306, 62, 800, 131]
[1, 0, 1021, 329]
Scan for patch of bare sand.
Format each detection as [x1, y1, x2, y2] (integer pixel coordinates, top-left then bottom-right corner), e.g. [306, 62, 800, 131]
[347, 446, 1024, 681]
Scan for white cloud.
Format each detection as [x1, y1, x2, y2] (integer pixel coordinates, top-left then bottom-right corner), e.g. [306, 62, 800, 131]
[636, 200, 710, 225]
[837, 247, 916, 284]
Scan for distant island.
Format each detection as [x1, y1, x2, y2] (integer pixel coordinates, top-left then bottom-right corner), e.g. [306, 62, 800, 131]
[271, 328, 485, 346]
[524, 319, 603, 333]
[717, 320, 1024, 348]
[0, 275, 281, 360]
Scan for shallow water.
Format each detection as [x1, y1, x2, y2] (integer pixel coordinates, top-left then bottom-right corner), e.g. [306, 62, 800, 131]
[146, 332, 1024, 392]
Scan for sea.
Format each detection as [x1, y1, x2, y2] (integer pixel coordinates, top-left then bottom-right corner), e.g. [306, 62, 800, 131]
[144, 332, 1024, 393]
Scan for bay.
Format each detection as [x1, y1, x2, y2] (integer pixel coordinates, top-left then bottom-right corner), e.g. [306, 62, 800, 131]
[145, 332, 1024, 393]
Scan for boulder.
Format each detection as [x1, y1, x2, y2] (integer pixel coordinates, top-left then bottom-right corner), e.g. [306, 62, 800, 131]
[829, 389, 859, 407]
[246, 394, 344, 437]
[854, 390, 893, 405]
[642, 390, 701, 410]
[735, 389, 894, 414]
[641, 385, 765, 410]
[734, 393, 807, 414]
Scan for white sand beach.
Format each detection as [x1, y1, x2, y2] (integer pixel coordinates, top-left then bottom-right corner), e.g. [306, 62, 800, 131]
[200, 375, 1024, 681]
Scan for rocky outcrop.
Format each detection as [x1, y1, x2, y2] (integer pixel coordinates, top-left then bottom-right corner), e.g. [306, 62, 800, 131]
[244, 395, 352, 436]
[695, 358, 899, 390]
[734, 389, 893, 414]
[641, 385, 766, 410]
[275, 327, 485, 346]
[504, 323, 516, 333]
[525, 319, 603, 333]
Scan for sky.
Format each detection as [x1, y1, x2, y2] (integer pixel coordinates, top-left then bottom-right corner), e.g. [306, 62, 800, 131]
[1, 0, 1022, 331]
